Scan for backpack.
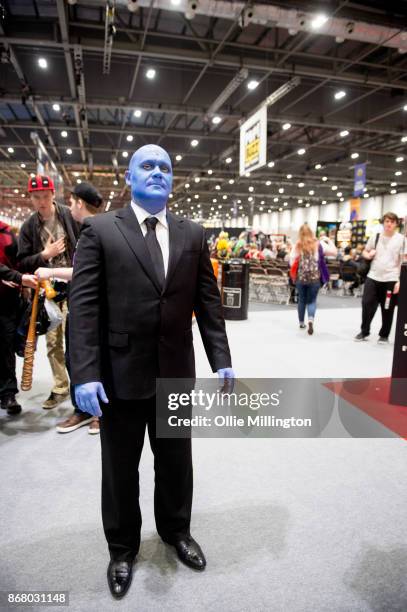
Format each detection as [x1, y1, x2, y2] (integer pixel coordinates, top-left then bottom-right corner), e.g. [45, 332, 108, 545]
[298, 250, 320, 283]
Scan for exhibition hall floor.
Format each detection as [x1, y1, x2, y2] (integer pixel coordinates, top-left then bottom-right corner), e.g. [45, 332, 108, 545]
[1, 299, 406, 612]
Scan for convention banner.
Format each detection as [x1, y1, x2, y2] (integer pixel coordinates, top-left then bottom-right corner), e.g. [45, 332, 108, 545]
[239, 104, 267, 176]
[353, 163, 366, 197]
[350, 197, 361, 221]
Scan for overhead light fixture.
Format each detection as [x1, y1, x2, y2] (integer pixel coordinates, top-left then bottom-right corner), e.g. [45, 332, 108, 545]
[185, 0, 199, 20]
[396, 156, 404, 162]
[390, 189, 397, 194]
[66, 148, 72, 155]
[298, 182, 304, 187]
[185, 183, 190, 188]
[267, 161, 274, 168]
[331, 185, 337, 190]
[126, 135, 134, 142]
[212, 116, 222, 125]
[297, 148, 306, 155]
[278, 187, 284, 194]
[351, 152, 359, 159]
[339, 197, 344, 202]
[215, 184, 221, 190]
[171, 0, 182, 5]
[391, 182, 397, 187]
[266, 180, 271, 186]
[194, 177, 200, 183]
[309, 190, 314, 195]
[248, 196, 253, 202]
[247, 80, 259, 91]
[191, 139, 199, 147]
[322, 176, 328, 181]
[279, 207, 283, 212]
[52, 103, 61, 111]
[14, 188, 19, 194]
[395, 170, 402, 176]
[133, 109, 142, 117]
[122, 151, 129, 158]
[337, 191, 342, 197]
[334, 90, 346, 100]
[403, 104, 407, 111]
[20, 163, 26, 168]
[229, 179, 234, 184]
[245, 172, 251, 177]
[76, 178, 82, 184]
[113, 179, 119, 185]
[7, 147, 14, 153]
[340, 130, 350, 137]
[314, 163, 322, 170]
[401, 136, 407, 143]
[38, 57, 48, 69]
[298, 199, 303, 204]
[175, 154, 182, 161]
[282, 122, 291, 130]
[305, 203, 310, 208]
[287, 174, 292, 179]
[364, 193, 369, 198]
[321, 200, 326, 204]
[225, 157, 232, 164]
[146, 68, 156, 80]
[207, 169, 213, 175]
[61, 130, 68, 138]
[248, 186, 254, 192]
[273, 197, 279, 202]
[127, 0, 138, 12]
[311, 14, 328, 29]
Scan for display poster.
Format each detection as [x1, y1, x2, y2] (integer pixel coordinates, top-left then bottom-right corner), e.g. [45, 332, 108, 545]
[239, 104, 267, 176]
[350, 197, 361, 221]
[353, 163, 366, 197]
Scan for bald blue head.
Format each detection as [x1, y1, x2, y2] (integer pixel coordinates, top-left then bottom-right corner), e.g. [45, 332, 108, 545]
[125, 144, 173, 214]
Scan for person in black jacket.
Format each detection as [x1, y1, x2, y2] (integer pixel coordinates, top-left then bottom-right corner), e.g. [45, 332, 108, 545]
[69, 145, 234, 599]
[0, 220, 37, 415]
[17, 175, 80, 409]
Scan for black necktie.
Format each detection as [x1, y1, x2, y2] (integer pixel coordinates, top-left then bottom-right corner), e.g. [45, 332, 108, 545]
[144, 216, 165, 289]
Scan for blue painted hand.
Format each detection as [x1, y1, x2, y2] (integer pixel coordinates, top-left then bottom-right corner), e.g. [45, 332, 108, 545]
[124, 144, 173, 215]
[74, 381, 109, 417]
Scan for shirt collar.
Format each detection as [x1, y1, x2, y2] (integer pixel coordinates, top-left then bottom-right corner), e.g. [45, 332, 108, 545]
[131, 201, 168, 229]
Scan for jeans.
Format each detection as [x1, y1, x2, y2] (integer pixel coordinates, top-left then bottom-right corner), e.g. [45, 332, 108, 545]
[296, 281, 320, 323]
[361, 277, 397, 338]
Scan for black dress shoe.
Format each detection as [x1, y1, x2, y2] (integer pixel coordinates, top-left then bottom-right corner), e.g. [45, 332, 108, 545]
[1, 395, 22, 416]
[107, 560, 133, 599]
[172, 536, 206, 571]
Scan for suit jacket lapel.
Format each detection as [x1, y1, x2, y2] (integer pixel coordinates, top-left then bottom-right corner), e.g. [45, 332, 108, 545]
[164, 211, 185, 292]
[114, 205, 162, 294]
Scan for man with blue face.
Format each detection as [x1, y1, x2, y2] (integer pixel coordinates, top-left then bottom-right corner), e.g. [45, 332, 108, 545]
[69, 144, 234, 599]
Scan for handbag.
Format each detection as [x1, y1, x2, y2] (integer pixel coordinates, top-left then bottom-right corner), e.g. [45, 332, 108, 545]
[358, 233, 380, 280]
[289, 258, 299, 282]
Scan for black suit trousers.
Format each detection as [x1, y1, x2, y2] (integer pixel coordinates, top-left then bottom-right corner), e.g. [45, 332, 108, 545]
[100, 396, 193, 562]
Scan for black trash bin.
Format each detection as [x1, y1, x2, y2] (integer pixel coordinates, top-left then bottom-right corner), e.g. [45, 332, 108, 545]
[221, 259, 249, 320]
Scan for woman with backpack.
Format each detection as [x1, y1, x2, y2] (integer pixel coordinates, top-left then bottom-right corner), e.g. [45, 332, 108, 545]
[290, 224, 337, 335]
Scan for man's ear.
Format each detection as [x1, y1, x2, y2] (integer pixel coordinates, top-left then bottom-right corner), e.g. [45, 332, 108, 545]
[125, 170, 131, 186]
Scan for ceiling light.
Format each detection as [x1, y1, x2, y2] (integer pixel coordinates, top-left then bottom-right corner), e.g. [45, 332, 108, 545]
[298, 199, 303, 204]
[248, 196, 253, 202]
[331, 185, 337, 190]
[297, 148, 306, 155]
[212, 199, 217, 203]
[287, 174, 292, 179]
[61, 130, 68, 138]
[7, 147, 14, 153]
[403, 104, 407, 111]
[396, 156, 404, 162]
[194, 177, 200, 183]
[298, 182, 304, 187]
[223, 195, 227, 200]
[245, 172, 251, 177]
[215, 184, 221, 190]
[282, 122, 291, 130]
[309, 190, 314, 195]
[267, 161, 274, 168]
[229, 179, 234, 184]
[390, 189, 397, 194]
[311, 14, 328, 29]
[351, 152, 359, 159]
[305, 203, 310, 208]
[126, 135, 134, 142]
[322, 176, 328, 181]
[337, 191, 342, 197]
[191, 139, 199, 147]
[185, 183, 190, 188]
[259, 206, 263, 211]
[225, 157, 232, 164]
[278, 187, 284, 193]
[134, 109, 142, 118]
[334, 90, 346, 100]
[76, 178, 81, 184]
[247, 80, 259, 91]
[340, 130, 349, 137]
[314, 163, 322, 170]
[146, 68, 156, 79]
[248, 186, 254, 192]
[395, 171, 402, 176]
[283, 202, 288, 207]
[20, 163, 26, 168]
[363, 193, 369, 198]
[207, 169, 213, 175]
[66, 148, 72, 155]
[113, 179, 118, 185]
[265, 180, 271, 186]
[212, 116, 221, 125]
[52, 103, 60, 111]
[14, 188, 19, 194]
[391, 182, 397, 187]
[122, 151, 129, 158]
[38, 57, 48, 69]
[322, 200, 326, 204]
[175, 154, 182, 161]
[273, 197, 279, 202]
[339, 197, 344, 202]
[401, 136, 407, 143]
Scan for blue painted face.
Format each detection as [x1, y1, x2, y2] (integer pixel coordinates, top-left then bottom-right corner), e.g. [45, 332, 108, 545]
[125, 144, 173, 214]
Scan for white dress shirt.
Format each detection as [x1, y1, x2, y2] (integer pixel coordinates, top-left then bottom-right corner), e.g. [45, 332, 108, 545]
[130, 201, 169, 276]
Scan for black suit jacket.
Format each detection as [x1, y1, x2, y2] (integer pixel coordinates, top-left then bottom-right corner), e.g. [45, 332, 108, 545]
[68, 205, 231, 400]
